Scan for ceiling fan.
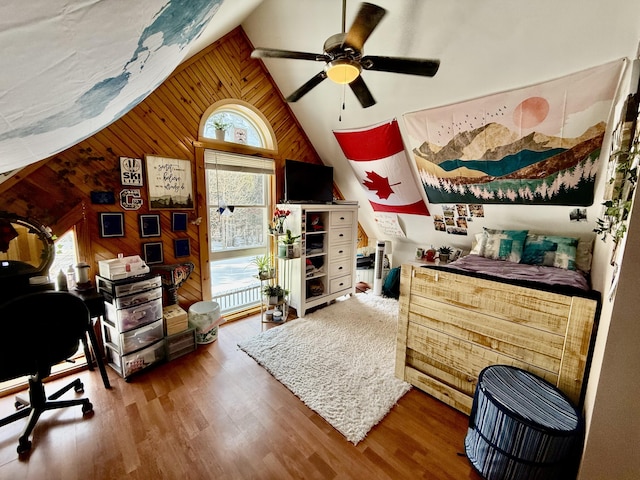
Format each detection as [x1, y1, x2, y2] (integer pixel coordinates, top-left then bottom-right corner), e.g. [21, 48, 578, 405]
[250, 1, 440, 108]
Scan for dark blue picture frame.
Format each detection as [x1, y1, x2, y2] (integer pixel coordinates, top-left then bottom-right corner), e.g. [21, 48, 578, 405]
[174, 238, 190, 258]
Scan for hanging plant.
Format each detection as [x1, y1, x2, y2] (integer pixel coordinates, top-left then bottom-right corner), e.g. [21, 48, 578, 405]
[594, 93, 639, 244]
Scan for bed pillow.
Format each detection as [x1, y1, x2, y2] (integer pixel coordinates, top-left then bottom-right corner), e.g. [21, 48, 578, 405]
[521, 234, 579, 270]
[575, 234, 595, 274]
[479, 228, 528, 263]
[470, 233, 484, 255]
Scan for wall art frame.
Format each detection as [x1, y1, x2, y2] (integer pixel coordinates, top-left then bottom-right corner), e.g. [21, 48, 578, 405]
[174, 238, 191, 258]
[171, 212, 189, 232]
[145, 155, 194, 210]
[120, 156, 144, 186]
[143, 241, 163, 264]
[139, 213, 161, 238]
[98, 212, 125, 238]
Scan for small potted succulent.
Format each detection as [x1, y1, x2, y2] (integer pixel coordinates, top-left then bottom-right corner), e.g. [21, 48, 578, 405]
[438, 245, 453, 263]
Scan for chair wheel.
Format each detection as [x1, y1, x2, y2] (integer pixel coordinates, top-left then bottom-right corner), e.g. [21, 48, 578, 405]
[17, 438, 32, 454]
[82, 402, 93, 414]
[74, 381, 84, 393]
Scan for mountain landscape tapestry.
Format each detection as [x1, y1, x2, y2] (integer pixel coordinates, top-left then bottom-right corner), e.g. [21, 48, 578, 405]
[334, 119, 430, 215]
[403, 59, 625, 205]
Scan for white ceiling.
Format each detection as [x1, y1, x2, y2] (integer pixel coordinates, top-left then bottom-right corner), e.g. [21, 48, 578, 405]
[200, 0, 640, 241]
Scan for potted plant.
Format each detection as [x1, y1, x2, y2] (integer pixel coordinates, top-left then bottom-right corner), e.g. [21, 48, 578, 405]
[262, 284, 288, 305]
[279, 229, 300, 258]
[251, 254, 274, 280]
[438, 246, 453, 263]
[212, 115, 231, 140]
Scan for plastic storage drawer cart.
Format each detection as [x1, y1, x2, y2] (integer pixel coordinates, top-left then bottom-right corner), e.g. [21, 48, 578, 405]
[464, 365, 583, 480]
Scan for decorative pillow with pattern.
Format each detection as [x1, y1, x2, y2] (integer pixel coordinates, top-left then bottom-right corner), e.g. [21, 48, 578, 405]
[480, 228, 528, 263]
[521, 234, 579, 270]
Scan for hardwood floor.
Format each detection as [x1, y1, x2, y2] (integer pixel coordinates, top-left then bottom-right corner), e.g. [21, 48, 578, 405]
[0, 313, 482, 480]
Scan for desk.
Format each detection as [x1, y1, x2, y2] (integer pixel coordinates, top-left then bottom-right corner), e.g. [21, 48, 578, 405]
[69, 288, 111, 389]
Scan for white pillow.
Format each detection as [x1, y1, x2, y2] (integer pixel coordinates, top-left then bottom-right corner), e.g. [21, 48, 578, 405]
[470, 233, 484, 255]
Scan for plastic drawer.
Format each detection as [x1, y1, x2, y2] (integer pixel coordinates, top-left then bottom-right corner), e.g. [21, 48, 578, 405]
[165, 328, 197, 361]
[110, 286, 162, 309]
[105, 340, 165, 379]
[97, 274, 162, 298]
[105, 297, 163, 332]
[103, 318, 164, 355]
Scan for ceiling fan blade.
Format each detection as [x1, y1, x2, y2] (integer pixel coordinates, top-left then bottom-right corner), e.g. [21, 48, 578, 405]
[251, 48, 330, 62]
[349, 76, 376, 108]
[342, 3, 386, 52]
[286, 71, 328, 102]
[361, 55, 440, 77]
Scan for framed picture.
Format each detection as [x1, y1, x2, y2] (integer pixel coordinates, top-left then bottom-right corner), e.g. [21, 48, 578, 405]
[145, 155, 194, 210]
[91, 191, 115, 205]
[174, 238, 191, 258]
[171, 212, 188, 232]
[120, 156, 144, 186]
[99, 212, 124, 238]
[139, 213, 161, 238]
[143, 242, 163, 264]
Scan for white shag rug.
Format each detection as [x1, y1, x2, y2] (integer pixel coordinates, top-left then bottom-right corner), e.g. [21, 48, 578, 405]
[237, 293, 411, 444]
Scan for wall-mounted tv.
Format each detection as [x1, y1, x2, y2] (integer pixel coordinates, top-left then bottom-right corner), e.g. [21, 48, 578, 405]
[283, 159, 334, 204]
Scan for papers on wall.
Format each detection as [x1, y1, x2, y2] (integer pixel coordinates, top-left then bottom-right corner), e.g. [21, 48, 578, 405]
[374, 212, 406, 237]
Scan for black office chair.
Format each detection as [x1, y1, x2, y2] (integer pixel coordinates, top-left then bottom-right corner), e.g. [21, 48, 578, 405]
[0, 291, 94, 454]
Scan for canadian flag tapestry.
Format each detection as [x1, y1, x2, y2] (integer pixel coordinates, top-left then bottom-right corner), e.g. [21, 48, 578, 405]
[333, 119, 430, 215]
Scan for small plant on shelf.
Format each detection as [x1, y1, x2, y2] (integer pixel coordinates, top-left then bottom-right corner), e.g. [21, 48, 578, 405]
[281, 229, 300, 245]
[212, 114, 231, 132]
[251, 254, 274, 280]
[438, 246, 453, 263]
[262, 284, 288, 305]
[278, 229, 301, 258]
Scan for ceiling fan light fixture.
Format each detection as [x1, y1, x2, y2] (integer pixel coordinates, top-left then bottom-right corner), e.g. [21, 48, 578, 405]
[325, 59, 361, 84]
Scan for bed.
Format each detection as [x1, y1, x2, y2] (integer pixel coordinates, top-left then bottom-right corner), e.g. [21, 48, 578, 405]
[395, 229, 601, 415]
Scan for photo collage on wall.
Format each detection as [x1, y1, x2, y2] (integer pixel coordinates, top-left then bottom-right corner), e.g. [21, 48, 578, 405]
[433, 204, 484, 236]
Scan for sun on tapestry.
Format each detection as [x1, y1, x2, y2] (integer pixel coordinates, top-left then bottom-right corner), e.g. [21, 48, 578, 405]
[403, 60, 625, 205]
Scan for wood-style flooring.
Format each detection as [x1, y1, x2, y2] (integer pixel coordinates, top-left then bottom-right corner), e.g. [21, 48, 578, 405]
[0, 311, 482, 480]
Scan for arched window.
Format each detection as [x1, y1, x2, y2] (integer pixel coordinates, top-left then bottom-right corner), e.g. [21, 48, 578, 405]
[199, 100, 277, 151]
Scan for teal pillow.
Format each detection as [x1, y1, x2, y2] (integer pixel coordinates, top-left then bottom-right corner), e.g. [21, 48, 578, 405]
[522, 234, 578, 270]
[480, 228, 528, 263]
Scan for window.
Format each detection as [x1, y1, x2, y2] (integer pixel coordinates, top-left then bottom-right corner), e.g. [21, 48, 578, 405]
[199, 100, 277, 151]
[205, 151, 275, 311]
[48, 230, 78, 281]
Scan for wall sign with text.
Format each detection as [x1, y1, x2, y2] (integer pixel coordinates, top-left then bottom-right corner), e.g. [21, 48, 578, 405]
[120, 156, 144, 186]
[145, 155, 194, 210]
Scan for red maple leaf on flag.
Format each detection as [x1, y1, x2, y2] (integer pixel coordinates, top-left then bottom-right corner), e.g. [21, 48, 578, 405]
[363, 171, 401, 200]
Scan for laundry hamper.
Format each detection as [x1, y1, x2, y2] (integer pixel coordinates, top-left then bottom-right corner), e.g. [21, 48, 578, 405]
[188, 301, 224, 344]
[464, 365, 583, 480]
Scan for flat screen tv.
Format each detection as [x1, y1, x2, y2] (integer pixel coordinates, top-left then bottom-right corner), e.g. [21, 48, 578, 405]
[283, 159, 334, 204]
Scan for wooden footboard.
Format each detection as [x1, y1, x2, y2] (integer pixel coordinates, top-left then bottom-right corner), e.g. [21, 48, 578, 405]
[395, 264, 599, 414]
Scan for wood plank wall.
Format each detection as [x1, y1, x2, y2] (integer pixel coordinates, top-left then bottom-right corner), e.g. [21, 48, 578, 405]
[0, 27, 366, 308]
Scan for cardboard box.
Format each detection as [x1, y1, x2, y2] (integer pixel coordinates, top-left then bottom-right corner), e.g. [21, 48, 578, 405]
[163, 304, 188, 336]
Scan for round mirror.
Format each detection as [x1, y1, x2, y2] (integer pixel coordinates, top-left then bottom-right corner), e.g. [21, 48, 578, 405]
[0, 212, 55, 278]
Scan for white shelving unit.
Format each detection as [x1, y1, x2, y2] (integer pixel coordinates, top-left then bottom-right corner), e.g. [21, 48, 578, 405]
[278, 203, 358, 317]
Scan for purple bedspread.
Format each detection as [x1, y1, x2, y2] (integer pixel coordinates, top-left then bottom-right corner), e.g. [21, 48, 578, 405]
[438, 255, 591, 292]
